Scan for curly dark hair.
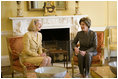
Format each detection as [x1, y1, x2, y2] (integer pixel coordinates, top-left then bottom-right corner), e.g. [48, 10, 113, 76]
[79, 17, 91, 28]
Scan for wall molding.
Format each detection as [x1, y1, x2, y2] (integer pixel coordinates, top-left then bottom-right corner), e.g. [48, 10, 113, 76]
[1, 31, 13, 36]
[1, 56, 10, 66]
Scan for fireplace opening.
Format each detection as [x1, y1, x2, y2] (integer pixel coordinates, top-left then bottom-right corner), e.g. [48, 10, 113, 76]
[40, 28, 69, 41]
[40, 28, 70, 62]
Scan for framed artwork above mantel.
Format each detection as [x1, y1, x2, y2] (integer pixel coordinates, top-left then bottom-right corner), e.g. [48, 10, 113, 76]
[27, 1, 67, 11]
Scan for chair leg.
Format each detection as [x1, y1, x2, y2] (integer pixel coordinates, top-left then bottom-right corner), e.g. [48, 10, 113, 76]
[64, 54, 65, 67]
[10, 67, 14, 78]
[72, 62, 74, 78]
[1, 73, 3, 78]
[12, 71, 14, 78]
[108, 50, 111, 61]
[23, 72, 27, 78]
[66, 55, 68, 69]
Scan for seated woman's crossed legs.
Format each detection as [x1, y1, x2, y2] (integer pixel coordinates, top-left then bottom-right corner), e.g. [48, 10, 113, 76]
[40, 56, 52, 67]
[23, 56, 51, 67]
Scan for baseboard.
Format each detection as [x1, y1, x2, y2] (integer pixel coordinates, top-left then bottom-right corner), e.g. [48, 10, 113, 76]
[1, 31, 13, 36]
[1, 56, 10, 66]
[110, 50, 117, 57]
[104, 48, 117, 59]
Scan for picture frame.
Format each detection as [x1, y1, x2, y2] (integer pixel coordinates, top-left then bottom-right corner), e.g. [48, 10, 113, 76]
[55, 1, 67, 10]
[27, 1, 67, 11]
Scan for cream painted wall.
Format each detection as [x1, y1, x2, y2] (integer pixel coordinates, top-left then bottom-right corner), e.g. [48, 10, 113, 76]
[1, 1, 16, 31]
[1, 1, 117, 56]
[79, 1, 107, 27]
[108, 1, 117, 26]
[1, 1, 117, 31]
[23, 1, 75, 16]
[79, 1, 117, 27]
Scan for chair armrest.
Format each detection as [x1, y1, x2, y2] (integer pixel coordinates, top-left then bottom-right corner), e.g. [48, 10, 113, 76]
[107, 36, 110, 49]
[42, 48, 48, 53]
[19, 53, 27, 71]
[71, 52, 76, 65]
[100, 47, 105, 65]
[101, 44, 105, 49]
[71, 52, 74, 65]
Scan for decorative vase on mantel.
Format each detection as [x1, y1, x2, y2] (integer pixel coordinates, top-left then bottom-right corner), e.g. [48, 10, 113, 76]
[16, 1, 23, 17]
[74, 1, 81, 15]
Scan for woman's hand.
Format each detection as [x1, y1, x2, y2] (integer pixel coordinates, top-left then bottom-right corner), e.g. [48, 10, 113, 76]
[74, 47, 79, 55]
[80, 51, 86, 56]
[38, 54, 41, 56]
[40, 53, 46, 57]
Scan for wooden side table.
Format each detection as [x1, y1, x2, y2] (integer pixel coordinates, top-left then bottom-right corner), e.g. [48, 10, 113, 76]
[48, 49, 68, 68]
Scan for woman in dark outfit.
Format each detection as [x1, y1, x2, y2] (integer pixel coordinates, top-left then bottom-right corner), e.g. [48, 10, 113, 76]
[72, 17, 97, 78]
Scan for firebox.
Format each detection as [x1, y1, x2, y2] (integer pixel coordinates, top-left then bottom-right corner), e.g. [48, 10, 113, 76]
[40, 28, 70, 61]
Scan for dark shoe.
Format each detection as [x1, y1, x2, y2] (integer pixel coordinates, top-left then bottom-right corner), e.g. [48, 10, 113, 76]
[80, 74, 84, 78]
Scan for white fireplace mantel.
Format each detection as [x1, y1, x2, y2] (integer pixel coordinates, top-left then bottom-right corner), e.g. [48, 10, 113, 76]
[9, 15, 87, 36]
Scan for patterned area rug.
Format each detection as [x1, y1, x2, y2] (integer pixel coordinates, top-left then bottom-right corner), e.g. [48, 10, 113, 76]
[2, 58, 116, 78]
[1, 62, 91, 78]
[2, 66, 23, 78]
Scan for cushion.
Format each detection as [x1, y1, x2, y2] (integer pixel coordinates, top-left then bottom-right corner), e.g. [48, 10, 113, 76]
[13, 59, 38, 70]
[96, 32, 104, 54]
[13, 66, 24, 72]
[73, 55, 78, 62]
[92, 54, 101, 62]
[13, 60, 22, 67]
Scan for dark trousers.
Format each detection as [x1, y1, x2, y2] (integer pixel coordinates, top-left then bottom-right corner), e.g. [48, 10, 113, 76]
[78, 53, 93, 76]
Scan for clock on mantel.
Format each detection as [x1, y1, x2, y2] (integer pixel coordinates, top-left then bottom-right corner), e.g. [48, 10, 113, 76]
[44, 1, 56, 16]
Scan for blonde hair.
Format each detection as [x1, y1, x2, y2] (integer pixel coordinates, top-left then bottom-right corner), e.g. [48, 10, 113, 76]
[28, 19, 41, 31]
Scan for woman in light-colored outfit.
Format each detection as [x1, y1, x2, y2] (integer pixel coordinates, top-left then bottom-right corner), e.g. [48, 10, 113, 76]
[21, 19, 51, 66]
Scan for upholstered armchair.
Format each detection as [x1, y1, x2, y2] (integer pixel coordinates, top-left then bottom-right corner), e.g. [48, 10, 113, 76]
[7, 36, 41, 77]
[107, 26, 117, 61]
[71, 32, 104, 77]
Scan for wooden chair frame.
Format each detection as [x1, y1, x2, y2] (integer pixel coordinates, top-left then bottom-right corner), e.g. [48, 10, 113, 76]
[7, 37, 27, 77]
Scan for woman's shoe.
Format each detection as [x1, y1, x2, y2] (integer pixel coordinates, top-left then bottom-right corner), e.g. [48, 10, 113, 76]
[80, 74, 84, 78]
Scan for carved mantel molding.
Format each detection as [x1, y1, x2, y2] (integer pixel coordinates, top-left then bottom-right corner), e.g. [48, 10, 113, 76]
[9, 15, 87, 37]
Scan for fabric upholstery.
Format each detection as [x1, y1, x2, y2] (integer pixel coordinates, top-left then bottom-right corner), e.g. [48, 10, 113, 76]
[92, 32, 104, 64]
[8, 37, 23, 60]
[7, 36, 38, 72]
[13, 60, 37, 70]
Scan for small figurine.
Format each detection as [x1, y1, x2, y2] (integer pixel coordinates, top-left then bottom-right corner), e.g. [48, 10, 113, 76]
[74, 1, 81, 15]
